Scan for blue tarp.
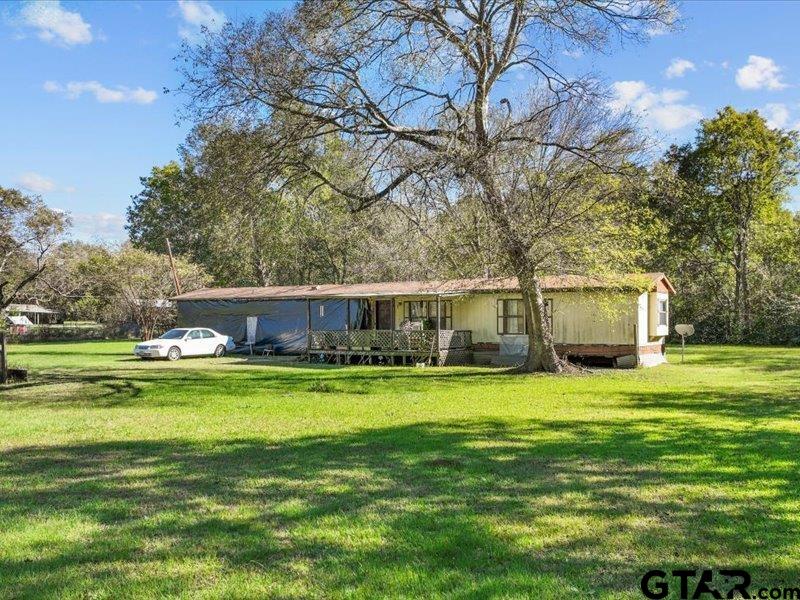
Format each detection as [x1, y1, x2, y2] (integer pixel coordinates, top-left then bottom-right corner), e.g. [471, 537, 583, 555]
[176, 298, 362, 353]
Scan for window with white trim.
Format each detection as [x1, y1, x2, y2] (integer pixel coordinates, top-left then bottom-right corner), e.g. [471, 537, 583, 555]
[658, 298, 668, 326]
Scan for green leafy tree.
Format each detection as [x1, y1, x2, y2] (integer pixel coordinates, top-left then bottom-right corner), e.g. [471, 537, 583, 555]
[127, 126, 416, 287]
[654, 107, 800, 340]
[32, 241, 115, 321]
[126, 162, 202, 258]
[82, 245, 209, 340]
[0, 186, 69, 311]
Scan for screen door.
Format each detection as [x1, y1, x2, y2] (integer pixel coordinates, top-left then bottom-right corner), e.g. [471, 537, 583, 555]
[246, 316, 258, 346]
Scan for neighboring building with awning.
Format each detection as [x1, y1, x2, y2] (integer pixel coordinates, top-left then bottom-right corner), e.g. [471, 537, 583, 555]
[4, 303, 63, 325]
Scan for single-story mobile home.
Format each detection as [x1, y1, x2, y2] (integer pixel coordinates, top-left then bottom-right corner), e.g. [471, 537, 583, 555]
[172, 272, 674, 367]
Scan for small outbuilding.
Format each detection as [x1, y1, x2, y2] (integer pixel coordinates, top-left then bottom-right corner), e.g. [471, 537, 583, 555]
[172, 272, 675, 367]
[5, 303, 62, 325]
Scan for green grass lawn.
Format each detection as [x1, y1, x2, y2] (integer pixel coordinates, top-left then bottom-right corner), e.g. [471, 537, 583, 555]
[1, 341, 799, 599]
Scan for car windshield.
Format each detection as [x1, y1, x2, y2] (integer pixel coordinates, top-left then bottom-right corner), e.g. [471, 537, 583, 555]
[159, 329, 188, 340]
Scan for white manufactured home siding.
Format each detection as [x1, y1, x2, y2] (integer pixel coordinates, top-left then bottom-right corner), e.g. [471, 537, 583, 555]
[637, 292, 650, 346]
[392, 291, 639, 346]
[547, 291, 637, 346]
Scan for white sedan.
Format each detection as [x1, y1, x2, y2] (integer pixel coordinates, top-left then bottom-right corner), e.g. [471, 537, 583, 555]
[134, 327, 235, 361]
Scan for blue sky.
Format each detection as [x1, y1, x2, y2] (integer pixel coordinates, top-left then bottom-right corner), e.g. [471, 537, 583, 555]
[1, 1, 799, 242]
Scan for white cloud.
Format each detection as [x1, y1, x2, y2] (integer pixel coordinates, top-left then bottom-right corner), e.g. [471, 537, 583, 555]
[647, 104, 704, 131]
[609, 80, 702, 131]
[736, 55, 787, 91]
[563, 48, 583, 59]
[44, 80, 157, 104]
[18, 0, 92, 46]
[69, 212, 127, 242]
[15, 171, 77, 194]
[762, 103, 790, 129]
[16, 171, 56, 193]
[177, 0, 225, 41]
[664, 58, 696, 79]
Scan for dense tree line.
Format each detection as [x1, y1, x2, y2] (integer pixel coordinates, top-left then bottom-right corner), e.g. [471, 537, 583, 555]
[5, 109, 799, 348]
[125, 106, 800, 347]
[645, 107, 800, 344]
[126, 126, 435, 287]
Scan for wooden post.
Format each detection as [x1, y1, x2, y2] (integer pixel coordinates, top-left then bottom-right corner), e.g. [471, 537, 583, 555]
[370, 298, 376, 350]
[306, 298, 312, 361]
[166, 238, 182, 296]
[346, 299, 351, 354]
[0, 332, 7, 384]
[436, 295, 441, 358]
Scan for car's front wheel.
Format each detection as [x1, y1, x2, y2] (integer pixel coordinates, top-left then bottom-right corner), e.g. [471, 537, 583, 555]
[213, 344, 226, 358]
[167, 346, 182, 361]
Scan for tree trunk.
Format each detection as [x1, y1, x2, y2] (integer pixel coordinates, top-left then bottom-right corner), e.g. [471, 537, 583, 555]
[740, 232, 750, 334]
[733, 226, 750, 340]
[519, 274, 562, 373]
[472, 166, 561, 373]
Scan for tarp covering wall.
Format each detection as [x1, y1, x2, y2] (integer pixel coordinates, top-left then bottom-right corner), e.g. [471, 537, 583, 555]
[177, 298, 363, 353]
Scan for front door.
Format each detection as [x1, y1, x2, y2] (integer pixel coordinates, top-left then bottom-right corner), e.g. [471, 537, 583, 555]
[376, 300, 393, 330]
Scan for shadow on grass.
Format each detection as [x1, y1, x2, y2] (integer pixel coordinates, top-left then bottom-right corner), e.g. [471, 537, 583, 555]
[1, 418, 798, 598]
[0, 362, 519, 409]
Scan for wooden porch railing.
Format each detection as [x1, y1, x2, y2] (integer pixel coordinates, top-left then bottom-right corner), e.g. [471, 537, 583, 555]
[309, 329, 471, 352]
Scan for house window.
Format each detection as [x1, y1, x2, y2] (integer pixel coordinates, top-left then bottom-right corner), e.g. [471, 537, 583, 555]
[404, 300, 452, 329]
[658, 298, 668, 326]
[497, 299, 526, 335]
[497, 298, 553, 335]
[437, 301, 452, 330]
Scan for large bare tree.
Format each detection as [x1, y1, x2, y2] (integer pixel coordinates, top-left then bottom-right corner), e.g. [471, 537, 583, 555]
[179, 0, 675, 371]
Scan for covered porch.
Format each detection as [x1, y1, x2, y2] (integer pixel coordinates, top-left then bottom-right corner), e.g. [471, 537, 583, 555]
[305, 294, 473, 366]
[308, 328, 472, 365]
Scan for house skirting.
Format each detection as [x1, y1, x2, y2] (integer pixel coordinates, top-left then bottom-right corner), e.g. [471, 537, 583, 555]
[473, 341, 666, 368]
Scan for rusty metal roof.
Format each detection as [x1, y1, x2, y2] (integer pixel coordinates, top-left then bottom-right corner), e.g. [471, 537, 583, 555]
[171, 273, 674, 301]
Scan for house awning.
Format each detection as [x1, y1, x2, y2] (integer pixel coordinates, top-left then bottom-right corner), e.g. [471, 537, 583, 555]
[6, 303, 59, 314]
